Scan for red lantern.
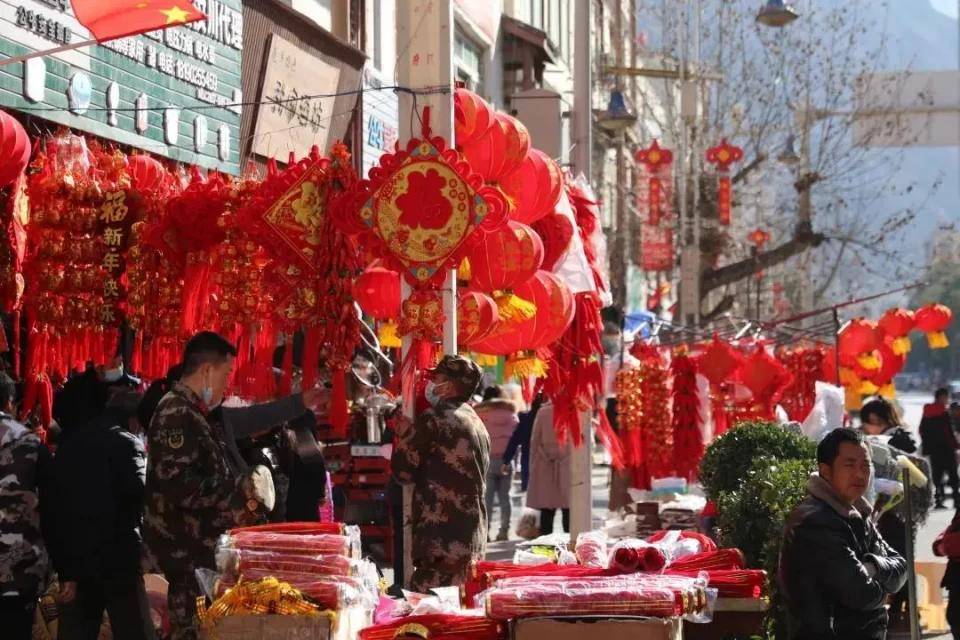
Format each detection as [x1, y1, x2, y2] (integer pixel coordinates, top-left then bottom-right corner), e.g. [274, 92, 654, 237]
[499, 149, 563, 225]
[471, 270, 575, 356]
[915, 303, 953, 349]
[0, 110, 31, 188]
[353, 266, 401, 320]
[697, 337, 744, 386]
[740, 347, 793, 412]
[128, 154, 166, 194]
[868, 340, 904, 398]
[877, 307, 915, 356]
[838, 318, 880, 370]
[454, 88, 494, 147]
[460, 112, 530, 182]
[532, 212, 575, 272]
[466, 221, 544, 321]
[458, 290, 498, 346]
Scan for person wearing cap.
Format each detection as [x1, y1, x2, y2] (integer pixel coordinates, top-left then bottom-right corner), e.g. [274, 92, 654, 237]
[392, 355, 490, 592]
[50, 387, 156, 640]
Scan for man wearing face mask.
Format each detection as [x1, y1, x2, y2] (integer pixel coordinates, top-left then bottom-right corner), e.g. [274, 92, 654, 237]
[392, 355, 489, 592]
[144, 332, 275, 640]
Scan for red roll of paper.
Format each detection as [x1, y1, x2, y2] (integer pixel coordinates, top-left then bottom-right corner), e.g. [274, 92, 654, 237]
[483, 584, 682, 620]
[229, 521, 345, 536]
[227, 531, 354, 557]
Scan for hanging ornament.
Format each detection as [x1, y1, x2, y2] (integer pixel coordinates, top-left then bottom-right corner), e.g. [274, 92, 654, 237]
[671, 351, 703, 481]
[499, 148, 563, 225]
[705, 139, 743, 226]
[867, 340, 904, 399]
[914, 303, 952, 349]
[739, 346, 793, 418]
[457, 290, 499, 347]
[838, 318, 880, 370]
[634, 140, 674, 225]
[532, 211, 575, 272]
[747, 228, 771, 251]
[353, 266, 402, 347]
[0, 110, 31, 188]
[878, 307, 915, 356]
[697, 337, 744, 387]
[459, 112, 531, 182]
[454, 87, 495, 147]
[465, 221, 544, 322]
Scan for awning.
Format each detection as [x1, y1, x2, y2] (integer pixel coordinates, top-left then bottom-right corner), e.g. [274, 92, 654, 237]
[501, 14, 555, 66]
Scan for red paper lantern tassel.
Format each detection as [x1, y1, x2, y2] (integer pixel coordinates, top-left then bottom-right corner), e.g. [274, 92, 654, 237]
[329, 368, 349, 439]
[301, 326, 321, 393]
[279, 339, 294, 396]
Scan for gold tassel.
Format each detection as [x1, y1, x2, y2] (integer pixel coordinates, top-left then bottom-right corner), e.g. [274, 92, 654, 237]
[879, 383, 896, 399]
[459, 257, 472, 282]
[856, 352, 881, 371]
[859, 380, 879, 395]
[472, 353, 499, 368]
[495, 292, 537, 323]
[378, 320, 401, 348]
[891, 336, 912, 356]
[505, 351, 548, 379]
[927, 331, 949, 349]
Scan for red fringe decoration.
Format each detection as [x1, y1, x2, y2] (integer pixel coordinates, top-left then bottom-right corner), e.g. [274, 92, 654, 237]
[671, 353, 703, 481]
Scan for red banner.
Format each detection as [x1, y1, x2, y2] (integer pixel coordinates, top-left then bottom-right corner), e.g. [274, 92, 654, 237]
[640, 224, 673, 272]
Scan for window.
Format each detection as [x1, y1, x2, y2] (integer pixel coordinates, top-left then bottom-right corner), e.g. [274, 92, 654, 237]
[454, 30, 483, 92]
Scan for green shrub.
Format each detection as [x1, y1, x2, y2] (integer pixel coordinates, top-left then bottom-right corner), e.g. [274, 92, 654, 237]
[699, 421, 816, 502]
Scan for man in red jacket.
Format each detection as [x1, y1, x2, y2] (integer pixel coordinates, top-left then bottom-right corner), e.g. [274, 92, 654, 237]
[920, 388, 959, 509]
[933, 510, 960, 639]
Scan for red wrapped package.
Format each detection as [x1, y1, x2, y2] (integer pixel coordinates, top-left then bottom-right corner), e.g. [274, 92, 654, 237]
[667, 569, 767, 599]
[229, 522, 345, 536]
[574, 530, 608, 568]
[647, 530, 717, 553]
[669, 548, 745, 572]
[227, 531, 356, 557]
[222, 549, 357, 578]
[359, 613, 505, 640]
[464, 562, 609, 606]
[609, 539, 667, 573]
[482, 583, 683, 620]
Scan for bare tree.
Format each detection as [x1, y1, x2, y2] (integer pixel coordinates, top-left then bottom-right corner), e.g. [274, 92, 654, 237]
[629, 0, 937, 320]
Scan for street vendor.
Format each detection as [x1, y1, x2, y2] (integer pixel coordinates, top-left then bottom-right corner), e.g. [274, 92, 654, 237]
[144, 332, 277, 640]
[392, 355, 489, 592]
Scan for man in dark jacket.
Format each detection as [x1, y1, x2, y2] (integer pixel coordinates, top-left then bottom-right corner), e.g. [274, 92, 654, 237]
[52, 388, 155, 640]
[779, 428, 907, 640]
[919, 387, 959, 508]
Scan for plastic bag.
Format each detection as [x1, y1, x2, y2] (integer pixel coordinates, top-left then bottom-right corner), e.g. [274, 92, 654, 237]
[513, 549, 554, 566]
[216, 548, 359, 579]
[220, 527, 360, 558]
[515, 508, 540, 540]
[574, 530, 608, 568]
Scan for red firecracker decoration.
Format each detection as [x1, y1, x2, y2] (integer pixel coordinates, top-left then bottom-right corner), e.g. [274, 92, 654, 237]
[671, 352, 702, 481]
[616, 356, 672, 489]
[705, 139, 743, 226]
[634, 140, 673, 226]
[915, 303, 953, 349]
[878, 307, 915, 356]
[778, 347, 825, 422]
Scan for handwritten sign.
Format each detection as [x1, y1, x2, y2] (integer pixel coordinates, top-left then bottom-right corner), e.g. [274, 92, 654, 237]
[252, 35, 342, 160]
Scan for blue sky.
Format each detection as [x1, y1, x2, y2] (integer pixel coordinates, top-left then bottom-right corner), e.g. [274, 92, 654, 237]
[930, 0, 959, 19]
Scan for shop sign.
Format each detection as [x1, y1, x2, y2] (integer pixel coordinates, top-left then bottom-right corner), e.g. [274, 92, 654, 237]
[0, 0, 243, 173]
[251, 35, 341, 160]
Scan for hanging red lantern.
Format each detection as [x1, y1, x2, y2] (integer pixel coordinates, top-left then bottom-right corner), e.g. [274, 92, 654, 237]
[915, 303, 953, 349]
[0, 110, 31, 188]
[458, 290, 499, 346]
[697, 337, 744, 387]
[877, 307, 915, 356]
[838, 318, 880, 370]
[532, 211, 575, 272]
[460, 112, 530, 182]
[705, 138, 743, 226]
[634, 140, 673, 226]
[740, 347, 793, 415]
[454, 87, 495, 147]
[868, 340, 904, 398]
[466, 221, 544, 321]
[353, 266, 401, 320]
[820, 346, 839, 385]
[128, 154, 166, 194]
[499, 148, 563, 225]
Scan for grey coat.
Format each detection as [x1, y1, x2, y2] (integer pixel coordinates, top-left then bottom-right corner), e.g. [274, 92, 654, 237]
[525, 403, 571, 510]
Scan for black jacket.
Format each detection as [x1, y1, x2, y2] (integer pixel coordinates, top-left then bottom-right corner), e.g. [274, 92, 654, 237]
[51, 409, 146, 580]
[919, 403, 958, 460]
[779, 475, 907, 640]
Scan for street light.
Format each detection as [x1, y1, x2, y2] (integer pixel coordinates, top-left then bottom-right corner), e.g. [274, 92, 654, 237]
[756, 0, 800, 27]
[597, 89, 637, 133]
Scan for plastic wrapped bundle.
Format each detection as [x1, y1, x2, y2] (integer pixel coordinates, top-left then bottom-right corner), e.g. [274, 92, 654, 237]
[646, 530, 717, 554]
[359, 613, 505, 640]
[574, 530, 608, 568]
[668, 548, 745, 572]
[229, 521, 345, 536]
[481, 583, 686, 620]
[464, 562, 609, 606]
[217, 548, 359, 579]
[666, 569, 767, 599]
[608, 539, 667, 573]
[221, 527, 361, 558]
[216, 574, 374, 610]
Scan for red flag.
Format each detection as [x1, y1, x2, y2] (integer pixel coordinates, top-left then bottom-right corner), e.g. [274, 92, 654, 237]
[70, 0, 205, 42]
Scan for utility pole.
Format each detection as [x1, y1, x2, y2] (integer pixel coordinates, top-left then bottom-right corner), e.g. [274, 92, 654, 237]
[395, 0, 455, 588]
[569, 0, 594, 541]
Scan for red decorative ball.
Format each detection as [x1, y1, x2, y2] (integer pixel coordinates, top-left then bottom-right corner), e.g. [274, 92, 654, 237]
[466, 221, 544, 293]
[353, 266, 401, 320]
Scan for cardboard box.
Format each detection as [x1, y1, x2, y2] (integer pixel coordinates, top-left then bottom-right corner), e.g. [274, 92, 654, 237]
[204, 607, 371, 640]
[512, 616, 683, 640]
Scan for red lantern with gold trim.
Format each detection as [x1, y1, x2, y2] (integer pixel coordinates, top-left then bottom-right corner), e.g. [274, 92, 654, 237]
[868, 340, 904, 398]
[915, 303, 953, 349]
[532, 212, 575, 272]
[878, 307, 915, 356]
[460, 112, 531, 182]
[838, 318, 880, 370]
[458, 290, 498, 346]
[499, 148, 563, 225]
[466, 221, 544, 321]
[454, 88, 494, 147]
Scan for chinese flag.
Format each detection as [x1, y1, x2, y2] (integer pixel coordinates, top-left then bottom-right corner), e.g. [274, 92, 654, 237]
[71, 0, 205, 42]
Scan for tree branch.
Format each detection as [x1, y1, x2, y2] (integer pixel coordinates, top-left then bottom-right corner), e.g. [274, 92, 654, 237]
[701, 221, 825, 294]
[700, 294, 735, 326]
[732, 154, 767, 186]
[813, 240, 848, 303]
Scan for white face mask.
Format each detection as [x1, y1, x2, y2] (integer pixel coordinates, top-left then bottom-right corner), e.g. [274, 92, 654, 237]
[201, 370, 220, 410]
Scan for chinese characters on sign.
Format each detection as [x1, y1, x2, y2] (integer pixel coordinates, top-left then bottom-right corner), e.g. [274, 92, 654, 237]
[97, 191, 137, 325]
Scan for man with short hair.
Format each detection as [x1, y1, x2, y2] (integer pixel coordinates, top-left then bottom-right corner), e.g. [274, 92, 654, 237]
[920, 387, 959, 508]
[0, 371, 53, 638]
[780, 428, 907, 639]
[392, 355, 490, 592]
[144, 332, 275, 640]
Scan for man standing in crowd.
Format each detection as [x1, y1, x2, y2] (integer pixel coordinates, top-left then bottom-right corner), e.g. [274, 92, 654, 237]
[920, 387, 959, 508]
[144, 332, 276, 640]
[51, 388, 155, 640]
[392, 355, 489, 592]
[0, 372, 53, 638]
[780, 428, 907, 640]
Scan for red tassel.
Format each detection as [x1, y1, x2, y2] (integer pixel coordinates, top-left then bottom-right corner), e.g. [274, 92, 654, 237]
[301, 327, 321, 392]
[131, 331, 143, 376]
[329, 368, 349, 439]
[38, 373, 52, 428]
[181, 260, 213, 332]
[596, 409, 625, 470]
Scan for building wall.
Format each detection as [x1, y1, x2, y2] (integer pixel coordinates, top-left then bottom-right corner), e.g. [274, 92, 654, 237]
[361, 0, 398, 177]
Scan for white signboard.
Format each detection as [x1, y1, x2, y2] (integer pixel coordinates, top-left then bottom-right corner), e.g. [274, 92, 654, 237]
[252, 35, 341, 160]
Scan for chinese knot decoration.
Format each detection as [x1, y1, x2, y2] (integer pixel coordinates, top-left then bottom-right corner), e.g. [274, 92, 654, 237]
[748, 228, 771, 251]
[634, 140, 673, 226]
[705, 139, 743, 226]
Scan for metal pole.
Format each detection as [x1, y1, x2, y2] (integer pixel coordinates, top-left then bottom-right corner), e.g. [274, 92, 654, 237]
[569, 0, 594, 541]
[902, 466, 920, 640]
[832, 308, 841, 383]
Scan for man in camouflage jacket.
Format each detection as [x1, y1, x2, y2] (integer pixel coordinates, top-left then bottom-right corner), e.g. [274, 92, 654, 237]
[392, 355, 490, 592]
[0, 371, 54, 639]
[144, 332, 274, 640]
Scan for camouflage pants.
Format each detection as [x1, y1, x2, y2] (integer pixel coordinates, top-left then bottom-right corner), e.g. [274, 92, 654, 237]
[410, 556, 472, 593]
[167, 575, 201, 640]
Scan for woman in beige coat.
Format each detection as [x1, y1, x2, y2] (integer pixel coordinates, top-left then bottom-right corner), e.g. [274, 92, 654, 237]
[524, 402, 571, 535]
